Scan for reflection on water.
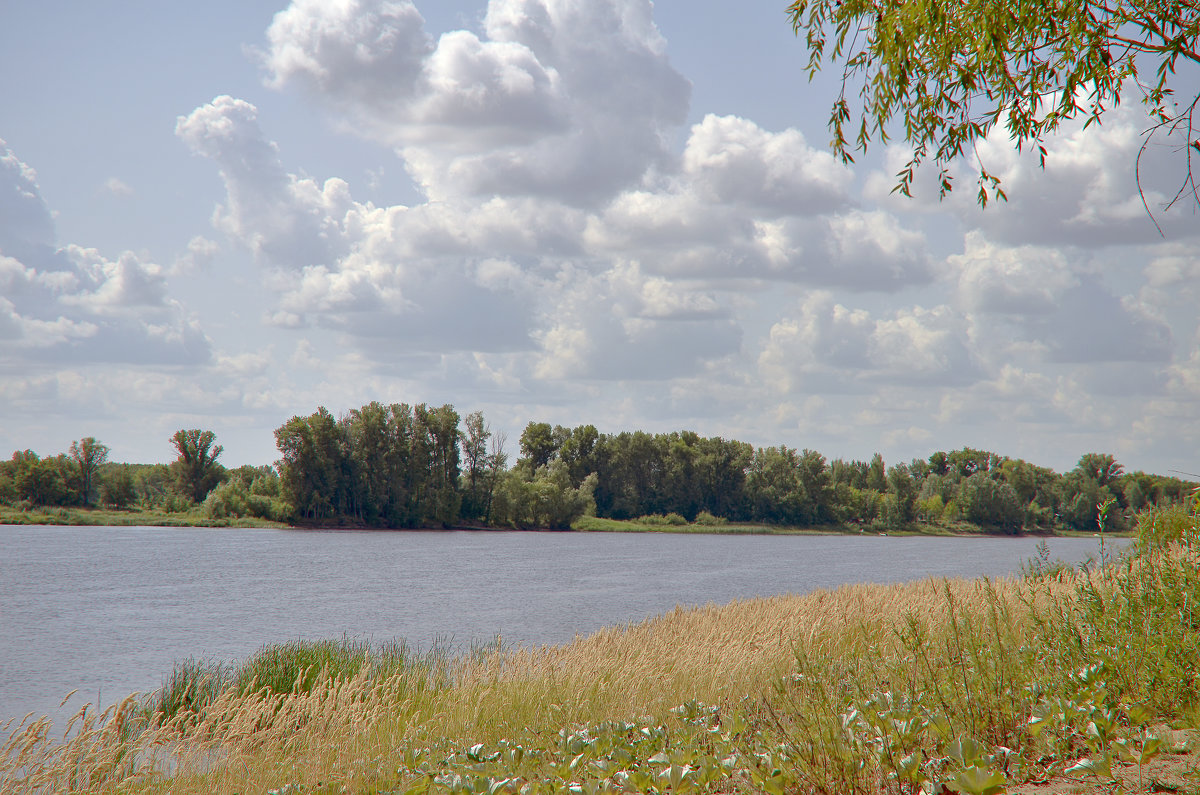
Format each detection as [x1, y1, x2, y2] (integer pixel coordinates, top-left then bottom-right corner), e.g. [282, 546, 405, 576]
[0, 525, 1122, 725]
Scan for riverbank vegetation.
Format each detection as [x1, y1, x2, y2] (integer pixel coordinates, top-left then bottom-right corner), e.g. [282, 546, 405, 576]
[2, 501, 1197, 794]
[2, 402, 1195, 534]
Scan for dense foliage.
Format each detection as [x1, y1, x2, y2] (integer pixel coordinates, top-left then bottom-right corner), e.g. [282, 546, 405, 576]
[1, 407, 1194, 531]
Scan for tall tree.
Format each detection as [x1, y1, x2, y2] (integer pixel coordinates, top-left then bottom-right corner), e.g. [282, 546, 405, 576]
[1075, 453, 1124, 489]
[275, 409, 342, 521]
[519, 421, 557, 473]
[460, 410, 491, 522]
[169, 429, 225, 503]
[68, 437, 109, 507]
[787, 0, 1200, 211]
[12, 450, 68, 506]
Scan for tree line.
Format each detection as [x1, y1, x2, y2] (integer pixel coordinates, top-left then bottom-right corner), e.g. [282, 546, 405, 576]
[2, 402, 1195, 533]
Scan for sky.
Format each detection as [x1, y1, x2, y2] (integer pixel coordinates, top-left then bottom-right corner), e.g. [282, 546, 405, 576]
[1, 0, 1197, 477]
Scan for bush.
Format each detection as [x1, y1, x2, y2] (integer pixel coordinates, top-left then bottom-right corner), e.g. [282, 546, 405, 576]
[693, 510, 727, 526]
[160, 493, 195, 514]
[204, 477, 292, 523]
[492, 463, 596, 530]
[663, 512, 687, 526]
[1134, 500, 1199, 553]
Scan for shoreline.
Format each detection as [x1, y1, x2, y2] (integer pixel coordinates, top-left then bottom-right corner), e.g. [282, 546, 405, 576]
[0, 505, 1134, 538]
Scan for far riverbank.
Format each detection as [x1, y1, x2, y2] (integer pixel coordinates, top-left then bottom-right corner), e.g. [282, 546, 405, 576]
[0, 504, 1132, 537]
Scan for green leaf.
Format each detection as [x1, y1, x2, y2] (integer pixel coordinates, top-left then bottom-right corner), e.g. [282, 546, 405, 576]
[949, 765, 1006, 795]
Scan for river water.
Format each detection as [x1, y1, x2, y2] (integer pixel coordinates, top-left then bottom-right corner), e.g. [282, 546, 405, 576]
[0, 525, 1123, 727]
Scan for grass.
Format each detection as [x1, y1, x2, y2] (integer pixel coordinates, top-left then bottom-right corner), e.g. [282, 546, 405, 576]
[1, 504, 1194, 794]
[0, 504, 286, 528]
[570, 514, 1114, 537]
[4, 504, 1130, 538]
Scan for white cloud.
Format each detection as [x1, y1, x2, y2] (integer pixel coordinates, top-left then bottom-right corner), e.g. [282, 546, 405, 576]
[262, 0, 691, 205]
[173, 236, 221, 274]
[681, 114, 849, 215]
[177, 96, 354, 270]
[758, 292, 980, 392]
[263, 0, 432, 106]
[63, 246, 169, 312]
[949, 231, 1078, 315]
[103, 177, 133, 198]
[0, 142, 212, 367]
[0, 139, 56, 262]
[532, 261, 740, 380]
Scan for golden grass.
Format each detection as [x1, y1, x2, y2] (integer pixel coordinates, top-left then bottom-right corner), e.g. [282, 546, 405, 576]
[0, 571, 1088, 795]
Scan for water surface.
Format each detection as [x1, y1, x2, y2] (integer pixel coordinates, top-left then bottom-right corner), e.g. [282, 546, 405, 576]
[0, 525, 1122, 726]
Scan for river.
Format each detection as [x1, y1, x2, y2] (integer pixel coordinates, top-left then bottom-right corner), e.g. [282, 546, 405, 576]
[0, 525, 1123, 727]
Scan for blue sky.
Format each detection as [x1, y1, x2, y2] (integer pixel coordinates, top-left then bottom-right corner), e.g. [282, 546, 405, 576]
[1, 0, 1197, 477]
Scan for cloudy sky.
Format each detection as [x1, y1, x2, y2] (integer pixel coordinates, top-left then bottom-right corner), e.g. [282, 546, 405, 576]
[1, 0, 1197, 476]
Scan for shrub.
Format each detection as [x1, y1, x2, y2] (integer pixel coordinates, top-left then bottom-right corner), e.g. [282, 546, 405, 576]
[663, 512, 687, 526]
[1134, 500, 1199, 554]
[693, 510, 727, 526]
[203, 477, 292, 522]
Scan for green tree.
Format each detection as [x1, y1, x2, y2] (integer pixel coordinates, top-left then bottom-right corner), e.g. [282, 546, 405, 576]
[962, 472, 1023, 532]
[275, 409, 343, 521]
[459, 410, 491, 523]
[694, 436, 752, 520]
[557, 424, 600, 487]
[1075, 453, 1124, 489]
[787, 0, 1200, 208]
[518, 421, 557, 473]
[68, 437, 109, 507]
[747, 446, 810, 524]
[492, 461, 596, 530]
[100, 465, 137, 509]
[886, 463, 917, 526]
[169, 429, 225, 503]
[867, 453, 888, 493]
[12, 451, 68, 506]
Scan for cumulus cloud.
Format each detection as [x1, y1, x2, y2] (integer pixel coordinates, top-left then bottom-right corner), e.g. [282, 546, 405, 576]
[0, 139, 56, 262]
[946, 232, 1173, 365]
[1025, 283, 1173, 364]
[583, 116, 928, 289]
[263, 0, 433, 107]
[681, 114, 849, 215]
[173, 0, 1188, 467]
[0, 141, 211, 367]
[758, 292, 980, 392]
[948, 231, 1078, 315]
[177, 96, 353, 269]
[179, 95, 544, 355]
[524, 259, 740, 381]
[261, 0, 690, 205]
